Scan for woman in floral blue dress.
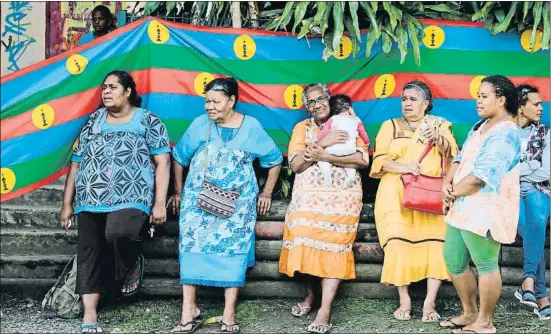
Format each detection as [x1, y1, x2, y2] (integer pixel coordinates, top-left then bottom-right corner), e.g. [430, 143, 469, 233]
[170, 77, 282, 333]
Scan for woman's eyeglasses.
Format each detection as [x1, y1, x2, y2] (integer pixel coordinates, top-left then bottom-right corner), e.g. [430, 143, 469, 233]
[307, 95, 329, 109]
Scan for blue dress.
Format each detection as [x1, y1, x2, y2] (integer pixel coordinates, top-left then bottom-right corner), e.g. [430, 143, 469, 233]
[172, 114, 282, 287]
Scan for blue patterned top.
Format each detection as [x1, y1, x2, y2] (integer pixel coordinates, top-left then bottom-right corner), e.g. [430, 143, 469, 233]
[72, 108, 171, 214]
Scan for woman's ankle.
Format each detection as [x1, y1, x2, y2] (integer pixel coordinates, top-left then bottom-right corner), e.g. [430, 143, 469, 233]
[522, 277, 535, 291]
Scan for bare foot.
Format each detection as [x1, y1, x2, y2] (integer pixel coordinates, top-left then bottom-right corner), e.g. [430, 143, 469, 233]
[422, 302, 441, 322]
[121, 259, 141, 294]
[82, 312, 102, 333]
[172, 307, 201, 332]
[311, 307, 331, 326]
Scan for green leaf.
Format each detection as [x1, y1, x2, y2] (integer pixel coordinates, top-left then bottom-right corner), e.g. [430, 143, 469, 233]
[417, 2, 424, 11]
[297, 20, 311, 39]
[349, 2, 362, 43]
[370, 1, 378, 13]
[491, 2, 518, 35]
[425, 3, 464, 15]
[281, 2, 297, 29]
[144, 1, 161, 15]
[281, 179, 290, 198]
[383, 2, 398, 30]
[332, 2, 345, 51]
[472, 1, 495, 21]
[405, 15, 421, 67]
[531, 1, 544, 49]
[313, 2, 327, 24]
[322, 30, 335, 60]
[381, 22, 393, 54]
[494, 8, 506, 22]
[523, 1, 534, 21]
[542, 2, 550, 49]
[260, 9, 283, 18]
[165, 1, 176, 15]
[292, 2, 309, 33]
[320, 2, 333, 36]
[344, 16, 361, 57]
[359, 1, 380, 37]
[395, 24, 408, 63]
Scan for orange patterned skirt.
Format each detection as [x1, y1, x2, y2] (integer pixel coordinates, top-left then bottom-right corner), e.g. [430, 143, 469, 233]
[278, 164, 363, 280]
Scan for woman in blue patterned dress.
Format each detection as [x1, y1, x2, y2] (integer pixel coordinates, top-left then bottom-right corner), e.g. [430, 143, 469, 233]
[60, 70, 171, 333]
[170, 77, 283, 333]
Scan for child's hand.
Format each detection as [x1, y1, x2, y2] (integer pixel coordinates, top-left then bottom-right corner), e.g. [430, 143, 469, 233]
[347, 106, 356, 116]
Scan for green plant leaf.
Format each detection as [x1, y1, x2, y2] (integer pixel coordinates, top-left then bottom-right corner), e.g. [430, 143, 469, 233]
[494, 8, 506, 22]
[320, 2, 333, 36]
[297, 20, 311, 39]
[383, 2, 398, 30]
[332, 2, 345, 51]
[349, 2, 362, 43]
[281, 179, 290, 198]
[381, 23, 393, 54]
[472, 1, 495, 21]
[144, 1, 161, 15]
[281, 2, 297, 29]
[425, 3, 464, 15]
[292, 2, 309, 33]
[165, 2, 176, 15]
[344, 16, 361, 57]
[531, 1, 543, 49]
[405, 14, 421, 67]
[542, 2, 550, 49]
[523, 1, 534, 21]
[359, 1, 380, 37]
[395, 24, 408, 63]
[322, 29, 335, 60]
[490, 2, 518, 35]
[313, 2, 327, 24]
[370, 1, 378, 13]
[260, 9, 283, 18]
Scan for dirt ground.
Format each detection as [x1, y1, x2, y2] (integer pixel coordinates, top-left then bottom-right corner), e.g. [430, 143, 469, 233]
[1, 293, 548, 333]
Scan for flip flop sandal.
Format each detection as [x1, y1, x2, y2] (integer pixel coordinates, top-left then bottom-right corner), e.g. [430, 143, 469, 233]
[121, 254, 145, 297]
[80, 323, 103, 333]
[307, 323, 333, 334]
[393, 309, 411, 321]
[291, 302, 312, 317]
[219, 321, 240, 333]
[534, 305, 551, 320]
[172, 317, 205, 333]
[514, 286, 538, 308]
[440, 319, 464, 329]
[421, 311, 441, 323]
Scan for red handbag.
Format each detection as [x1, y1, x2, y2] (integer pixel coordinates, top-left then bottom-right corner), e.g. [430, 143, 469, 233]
[401, 140, 449, 215]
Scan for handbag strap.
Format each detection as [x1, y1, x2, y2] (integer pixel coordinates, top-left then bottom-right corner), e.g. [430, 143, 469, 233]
[417, 140, 450, 177]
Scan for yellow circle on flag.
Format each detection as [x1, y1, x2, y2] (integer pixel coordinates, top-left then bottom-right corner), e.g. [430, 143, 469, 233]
[469, 75, 486, 99]
[284, 85, 304, 109]
[422, 25, 445, 49]
[148, 20, 170, 44]
[234, 35, 256, 60]
[374, 74, 396, 98]
[333, 36, 352, 59]
[32, 104, 55, 130]
[0, 168, 16, 195]
[520, 29, 542, 52]
[66, 54, 88, 75]
[194, 72, 215, 97]
[73, 138, 79, 152]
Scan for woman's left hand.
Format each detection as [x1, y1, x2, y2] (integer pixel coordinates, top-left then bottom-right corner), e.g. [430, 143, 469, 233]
[257, 192, 272, 216]
[305, 142, 327, 162]
[421, 126, 438, 142]
[150, 202, 167, 225]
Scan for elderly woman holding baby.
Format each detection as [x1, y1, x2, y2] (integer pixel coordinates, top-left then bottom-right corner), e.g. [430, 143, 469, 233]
[370, 80, 459, 322]
[278, 83, 370, 333]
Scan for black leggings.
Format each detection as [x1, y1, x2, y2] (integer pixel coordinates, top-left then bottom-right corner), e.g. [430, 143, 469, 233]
[75, 209, 147, 295]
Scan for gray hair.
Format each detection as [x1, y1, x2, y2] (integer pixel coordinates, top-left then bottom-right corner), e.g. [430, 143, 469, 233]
[302, 83, 331, 107]
[401, 80, 433, 112]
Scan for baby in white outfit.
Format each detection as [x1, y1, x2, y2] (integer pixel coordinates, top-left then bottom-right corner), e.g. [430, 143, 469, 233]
[316, 94, 370, 187]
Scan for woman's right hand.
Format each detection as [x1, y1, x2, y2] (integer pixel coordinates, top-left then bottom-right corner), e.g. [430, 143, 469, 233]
[60, 204, 74, 232]
[318, 130, 349, 148]
[441, 181, 455, 203]
[168, 193, 182, 215]
[403, 162, 421, 175]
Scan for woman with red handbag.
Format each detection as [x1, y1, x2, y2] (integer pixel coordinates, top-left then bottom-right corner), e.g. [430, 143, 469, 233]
[369, 81, 459, 322]
[440, 75, 521, 334]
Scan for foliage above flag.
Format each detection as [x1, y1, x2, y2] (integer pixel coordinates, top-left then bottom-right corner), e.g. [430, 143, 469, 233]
[0, 17, 549, 202]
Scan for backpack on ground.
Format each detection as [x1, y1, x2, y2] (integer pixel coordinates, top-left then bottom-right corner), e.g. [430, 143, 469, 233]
[41, 254, 84, 319]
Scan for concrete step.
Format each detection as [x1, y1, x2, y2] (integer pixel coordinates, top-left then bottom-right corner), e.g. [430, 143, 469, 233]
[1, 228, 547, 268]
[2, 255, 545, 289]
[0, 276, 528, 301]
[3, 183, 65, 206]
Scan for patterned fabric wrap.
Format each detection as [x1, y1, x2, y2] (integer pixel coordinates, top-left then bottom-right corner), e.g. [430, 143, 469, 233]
[524, 122, 550, 196]
[197, 180, 240, 218]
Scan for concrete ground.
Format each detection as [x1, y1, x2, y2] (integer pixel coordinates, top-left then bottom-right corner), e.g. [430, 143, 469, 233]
[1, 294, 548, 333]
